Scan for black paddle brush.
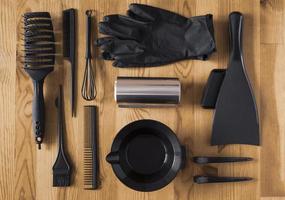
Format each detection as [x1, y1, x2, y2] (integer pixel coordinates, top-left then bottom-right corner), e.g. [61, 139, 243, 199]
[23, 12, 55, 149]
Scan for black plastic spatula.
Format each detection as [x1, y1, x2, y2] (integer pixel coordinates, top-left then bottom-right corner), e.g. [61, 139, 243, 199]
[211, 12, 259, 145]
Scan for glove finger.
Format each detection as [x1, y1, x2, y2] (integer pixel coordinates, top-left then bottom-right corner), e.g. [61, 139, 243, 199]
[129, 3, 187, 25]
[96, 37, 113, 46]
[127, 10, 151, 22]
[113, 53, 162, 67]
[103, 14, 148, 25]
[101, 39, 144, 55]
[99, 21, 141, 40]
[101, 52, 114, 60]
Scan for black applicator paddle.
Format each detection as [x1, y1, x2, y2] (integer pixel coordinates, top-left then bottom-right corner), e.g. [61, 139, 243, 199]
[211, 12, 259, 145]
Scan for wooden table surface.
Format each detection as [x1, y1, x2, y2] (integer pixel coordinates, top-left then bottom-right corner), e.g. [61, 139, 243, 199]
[0, 0, 284, 199]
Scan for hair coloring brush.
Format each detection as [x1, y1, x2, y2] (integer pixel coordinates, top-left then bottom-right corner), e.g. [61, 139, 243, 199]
[53, 85, 72, 187]
[23, 12, 55, 149]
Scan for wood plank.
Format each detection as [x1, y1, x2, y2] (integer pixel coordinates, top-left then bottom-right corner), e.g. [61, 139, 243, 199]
[0, 0, 270, 199]
[0, 0, 16, 200]
[260, 0, 285, 197]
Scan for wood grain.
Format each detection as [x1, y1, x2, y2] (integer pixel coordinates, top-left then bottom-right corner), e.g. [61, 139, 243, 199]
[0, 0, 16, 200]
[0, 0, 282, 199]
[260, 0, 285, 197]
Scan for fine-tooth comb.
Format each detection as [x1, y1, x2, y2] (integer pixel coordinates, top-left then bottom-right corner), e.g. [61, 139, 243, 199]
[23, 12, 55, 149]
[63, 9, 76, 117]
[52, 85, 72, 187]
[83, 106, 99, 189]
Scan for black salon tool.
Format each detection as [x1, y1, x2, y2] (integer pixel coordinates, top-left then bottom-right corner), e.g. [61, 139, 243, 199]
[52, 86, 72, 187]
[81, 10, 96, 101]
[63, 8, 76, 117]
[201, 69, 226, 108]
[106, 119, 185, 192]
[211, 12, 259, 145]
[96, 3, 216, 67]
[194, 175, 253, 184]
[83, 106, 99, 189]
[23, 12, 55, 149]
[193, 156, 253, 164]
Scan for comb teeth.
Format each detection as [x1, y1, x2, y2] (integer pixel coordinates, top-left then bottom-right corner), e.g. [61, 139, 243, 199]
[23, 12, 55, 68]
[84, 148, 95, 189]
[83, 106, 98, 190]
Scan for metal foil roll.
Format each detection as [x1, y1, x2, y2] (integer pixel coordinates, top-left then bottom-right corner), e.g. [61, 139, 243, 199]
[114, 77, 181, 107]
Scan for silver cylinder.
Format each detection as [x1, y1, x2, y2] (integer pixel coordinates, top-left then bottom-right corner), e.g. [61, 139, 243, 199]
[114, 77, 181, 108]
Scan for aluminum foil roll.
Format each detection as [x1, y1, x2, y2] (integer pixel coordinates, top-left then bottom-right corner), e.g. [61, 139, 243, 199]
[114, 77, 181, 107]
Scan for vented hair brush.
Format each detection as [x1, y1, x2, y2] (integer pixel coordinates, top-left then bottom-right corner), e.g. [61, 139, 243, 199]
[23, 12, 55, 149]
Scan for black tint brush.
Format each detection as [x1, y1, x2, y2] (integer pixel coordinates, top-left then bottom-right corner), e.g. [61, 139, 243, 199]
[53, 86, 72, 187]
[23, 12, 55, 149]
[63, 9, 76, 117]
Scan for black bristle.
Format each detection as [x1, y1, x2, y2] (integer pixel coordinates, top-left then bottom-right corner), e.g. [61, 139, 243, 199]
[23, 12, 55, 69]
[53, 174, 70, 187]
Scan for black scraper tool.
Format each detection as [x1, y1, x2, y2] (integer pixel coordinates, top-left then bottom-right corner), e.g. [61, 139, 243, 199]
[211, 12, 259, 145]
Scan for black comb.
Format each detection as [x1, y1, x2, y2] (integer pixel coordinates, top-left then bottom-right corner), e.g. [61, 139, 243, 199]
[63, 9, 76, 117]
[83, 106, 99, 189]
[23, 12, 55, 149]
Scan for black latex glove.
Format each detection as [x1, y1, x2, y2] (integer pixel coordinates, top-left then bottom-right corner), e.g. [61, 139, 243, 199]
[96, 4, 216, 67]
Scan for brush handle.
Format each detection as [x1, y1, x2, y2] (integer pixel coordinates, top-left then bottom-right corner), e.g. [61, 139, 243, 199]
[71, 59, 76, 117]
[32, 79, 45, 149]
[57, 86, 64, 151]
[86, 11, 92, 59]
[229, 12, 243, 61]
[194, 175, 252, 184]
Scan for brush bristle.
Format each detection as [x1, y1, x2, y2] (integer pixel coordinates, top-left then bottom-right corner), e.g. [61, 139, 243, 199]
[53, 174, 70, 187]
[23, 12, 55, 68]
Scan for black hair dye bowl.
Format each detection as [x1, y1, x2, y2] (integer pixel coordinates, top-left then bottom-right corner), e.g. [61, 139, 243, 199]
[106, 119, 185, 192]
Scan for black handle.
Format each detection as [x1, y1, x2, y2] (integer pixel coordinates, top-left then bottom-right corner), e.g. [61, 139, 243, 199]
[194, 175, 253, 184]
[193, 156, 253, 164]
[56, 85, 64, 151]
[229, 12, 243, 61]
[86, 10, 92, 59]
[32, 79, 45, 149]
[71, 60, 76, 117]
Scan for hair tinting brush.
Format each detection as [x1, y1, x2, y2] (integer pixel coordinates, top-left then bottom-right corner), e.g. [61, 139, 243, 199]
[23, 12, 55, 149]
[83, 106, 99, 189]
[53, 85, 71, 187]
[63, 9, 76, 117]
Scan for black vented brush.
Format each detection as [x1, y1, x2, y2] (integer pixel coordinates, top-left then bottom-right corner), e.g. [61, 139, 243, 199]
[23, 12, 55, 149]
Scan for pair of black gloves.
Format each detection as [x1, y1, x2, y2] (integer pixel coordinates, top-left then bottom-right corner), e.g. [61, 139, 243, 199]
[96, 4, 216, 67]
